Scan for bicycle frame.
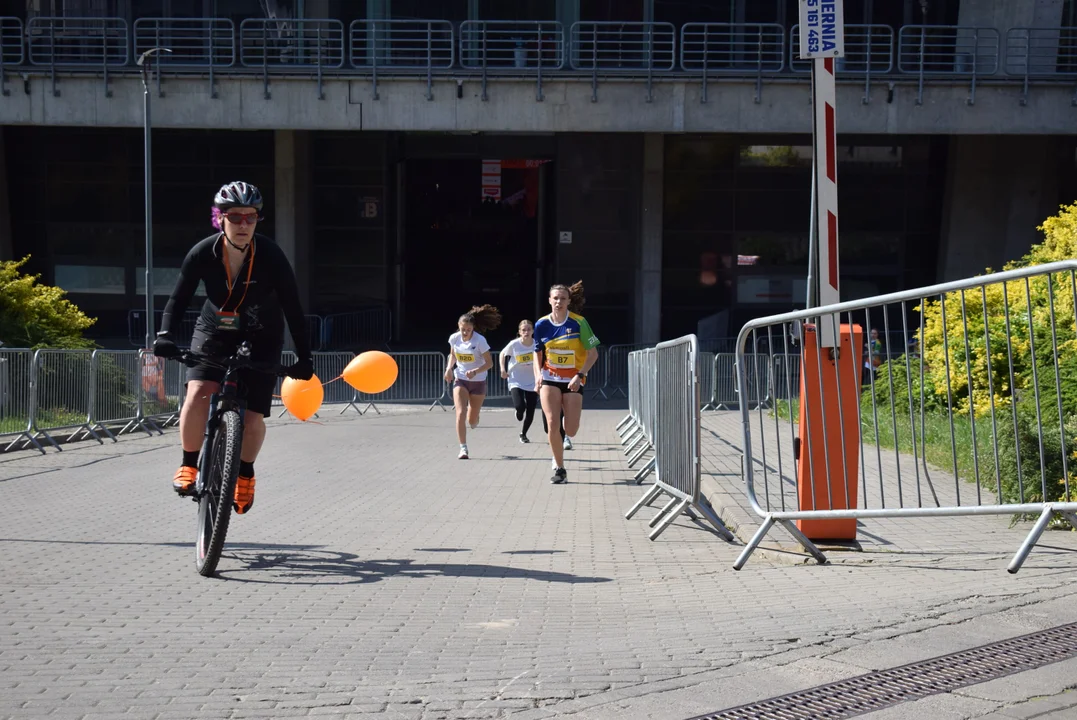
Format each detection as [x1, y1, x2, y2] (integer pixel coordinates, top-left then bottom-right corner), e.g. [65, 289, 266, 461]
[194, 363, 249, 498]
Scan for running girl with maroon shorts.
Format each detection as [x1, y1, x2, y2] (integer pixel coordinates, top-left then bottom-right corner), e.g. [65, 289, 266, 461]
[533, 281, 601, 484]
[444, 305, 501, 459]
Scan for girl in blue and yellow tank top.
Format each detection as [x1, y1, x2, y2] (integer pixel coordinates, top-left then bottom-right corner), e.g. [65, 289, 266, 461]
[533, 280, 601, 484]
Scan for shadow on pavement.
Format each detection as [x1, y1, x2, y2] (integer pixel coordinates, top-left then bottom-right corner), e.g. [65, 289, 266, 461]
[214, 544, 614, 586]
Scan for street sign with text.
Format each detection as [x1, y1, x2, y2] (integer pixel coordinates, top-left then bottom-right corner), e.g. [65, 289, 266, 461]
[799, 0, 845, 59]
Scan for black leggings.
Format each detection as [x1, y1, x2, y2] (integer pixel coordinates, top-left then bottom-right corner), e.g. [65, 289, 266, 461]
[510, 388, 539, 436]
[510, 388, 564, 438]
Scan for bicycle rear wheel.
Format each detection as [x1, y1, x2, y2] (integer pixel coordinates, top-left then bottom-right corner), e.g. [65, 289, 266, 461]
[195, 409, 242, 576]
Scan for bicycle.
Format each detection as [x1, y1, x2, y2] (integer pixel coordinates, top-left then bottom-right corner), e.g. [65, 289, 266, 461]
[168, 340, 286, 577]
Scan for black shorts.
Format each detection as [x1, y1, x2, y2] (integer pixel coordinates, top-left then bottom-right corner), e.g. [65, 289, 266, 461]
[542, 380, 582, 395]
[186, 329, 281, 417]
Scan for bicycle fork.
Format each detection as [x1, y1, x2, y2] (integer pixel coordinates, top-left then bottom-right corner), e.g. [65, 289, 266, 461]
[194, 392, 246, 499]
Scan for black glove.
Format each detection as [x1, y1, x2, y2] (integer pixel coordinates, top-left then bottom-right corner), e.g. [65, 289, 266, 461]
[285, 356, 315, 381]
[152, 332, 180, 359]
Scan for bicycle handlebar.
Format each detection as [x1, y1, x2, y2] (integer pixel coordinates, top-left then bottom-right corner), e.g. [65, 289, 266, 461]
[164, 344, 290, 378]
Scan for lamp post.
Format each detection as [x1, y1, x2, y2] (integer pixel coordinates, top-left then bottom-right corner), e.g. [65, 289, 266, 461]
[136, 47, 171, 350]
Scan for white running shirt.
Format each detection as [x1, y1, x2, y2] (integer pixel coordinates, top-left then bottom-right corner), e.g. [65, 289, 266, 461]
[500, 338, 537, 391]
[448, 331, 491, 381]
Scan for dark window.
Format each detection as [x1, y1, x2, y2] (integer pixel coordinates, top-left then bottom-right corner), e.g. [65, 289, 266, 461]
[580, 0, 645, 23]
[392, 0, 467, 21]
[478, 0, 556, 21]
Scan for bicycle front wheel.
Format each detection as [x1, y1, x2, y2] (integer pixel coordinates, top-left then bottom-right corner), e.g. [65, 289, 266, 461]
[196, 409, 242, 576]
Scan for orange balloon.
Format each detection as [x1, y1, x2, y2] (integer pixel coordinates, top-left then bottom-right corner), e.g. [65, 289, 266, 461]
[280, 374, 323, 421]
[342, 351, 398, 394]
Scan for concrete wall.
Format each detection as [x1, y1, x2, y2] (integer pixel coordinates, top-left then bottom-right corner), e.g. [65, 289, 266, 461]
[939, 135, 1064, 281]
[3, 75, 1076, 135]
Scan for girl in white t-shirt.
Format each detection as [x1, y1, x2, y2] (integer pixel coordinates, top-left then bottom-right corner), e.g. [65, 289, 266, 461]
[500, 319, 566, 445]
[500, 320, 539, 443]
[443, 304, 501, 459]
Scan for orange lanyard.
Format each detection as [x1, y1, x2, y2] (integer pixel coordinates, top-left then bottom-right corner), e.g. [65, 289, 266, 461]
[221, 237, 256, 313]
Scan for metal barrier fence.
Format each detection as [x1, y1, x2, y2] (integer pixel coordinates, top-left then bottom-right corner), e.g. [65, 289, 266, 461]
[321, 308, 391, 351]
[0, 349, 38, 453]
[138, 349, 183, 429]
[33, 349, 101, 447]
[703, 353, 771, 411]
[593, 343, 650, 399]
[733, 259, 1077, 573]
[618, 348, 657, 484]
[356, 352, 449, 412]
[625, 335, 734, 542]
[1, 348, 186, 453]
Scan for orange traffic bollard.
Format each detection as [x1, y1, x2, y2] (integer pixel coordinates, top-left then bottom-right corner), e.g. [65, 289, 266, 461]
[796, 322, 863, 540]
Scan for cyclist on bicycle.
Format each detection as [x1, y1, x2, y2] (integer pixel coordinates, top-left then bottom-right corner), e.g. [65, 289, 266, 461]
[152, 181, 314, 514]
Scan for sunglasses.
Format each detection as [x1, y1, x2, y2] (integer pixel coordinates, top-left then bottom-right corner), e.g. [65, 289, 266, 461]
[223, 213, 263, 226]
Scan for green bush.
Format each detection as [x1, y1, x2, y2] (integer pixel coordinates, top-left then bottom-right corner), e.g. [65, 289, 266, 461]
[0, 256, 96, 349]
[918, 202, 1077, 417]
[992, 402, 1077, 507]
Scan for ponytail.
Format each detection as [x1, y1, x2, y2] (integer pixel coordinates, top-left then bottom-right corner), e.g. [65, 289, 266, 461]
[550, 280, 586, 314]
[459, 304, 502, 333]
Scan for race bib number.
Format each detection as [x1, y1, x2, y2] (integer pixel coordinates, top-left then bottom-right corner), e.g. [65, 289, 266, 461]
[215, 311, 241, 331]
[549, 350, 574, 367]
[455, 352, 475, 363]
[515, 352, 534, 364]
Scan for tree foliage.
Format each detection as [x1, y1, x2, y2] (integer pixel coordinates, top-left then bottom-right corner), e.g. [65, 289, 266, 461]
[0, 256, 96, 349]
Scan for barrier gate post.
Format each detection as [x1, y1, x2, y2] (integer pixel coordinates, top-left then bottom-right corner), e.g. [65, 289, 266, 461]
[797, 1, 855, 540]
[796, 322, 862, 539]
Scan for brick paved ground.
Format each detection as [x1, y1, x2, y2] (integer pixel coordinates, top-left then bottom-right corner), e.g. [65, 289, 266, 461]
[2, 405, 1077, 719]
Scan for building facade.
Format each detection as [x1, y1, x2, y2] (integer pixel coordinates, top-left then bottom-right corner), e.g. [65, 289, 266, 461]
[0, 0, 1075, 350]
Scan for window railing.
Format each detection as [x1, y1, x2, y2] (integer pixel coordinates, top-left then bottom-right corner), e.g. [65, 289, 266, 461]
[1, 16, 23, 66]
[4, 16, 1075, 104]
[459, 20, 564, 71]
[134, 18, 234, 67]
[1006, 27, 1077, 77]
[569, 21, 676, 71]
[898, 25, 1000, 75]
[680, 23, 786, 74]
[789, 24, 894, 74]
[27, 16, 129, 66]
[240, 18, 344, 69]
[348, 19, 454, 70]
[898, 25, 999, 105]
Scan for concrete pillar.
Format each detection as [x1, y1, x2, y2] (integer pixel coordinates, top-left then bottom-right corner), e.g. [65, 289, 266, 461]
[636, 133, 662, 344]
[0, 128, 11, 261]
[939, 136, 1062, 282]
[274, 129, 311, 342]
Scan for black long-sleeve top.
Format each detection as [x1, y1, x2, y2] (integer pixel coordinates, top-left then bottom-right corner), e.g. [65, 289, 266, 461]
[160, 233, 311, 359]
